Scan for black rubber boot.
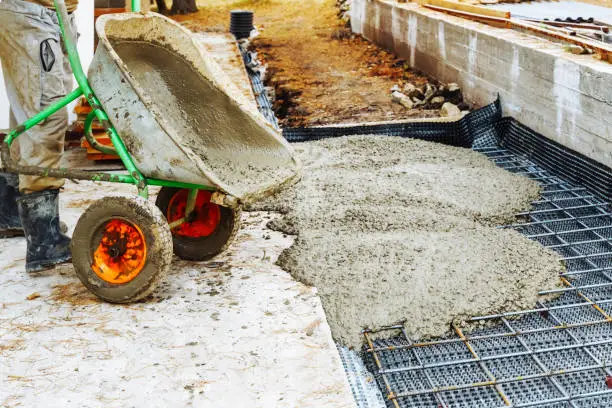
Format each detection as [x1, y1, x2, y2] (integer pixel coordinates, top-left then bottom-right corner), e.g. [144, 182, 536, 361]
[17, 189, 72, 273]
[0, 173, 24, 238]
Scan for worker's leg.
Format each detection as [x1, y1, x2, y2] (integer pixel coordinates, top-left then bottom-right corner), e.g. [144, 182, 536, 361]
[0, 0, 72, 271]
[0, 110, 24, 238]
[1, 2, 67, 193]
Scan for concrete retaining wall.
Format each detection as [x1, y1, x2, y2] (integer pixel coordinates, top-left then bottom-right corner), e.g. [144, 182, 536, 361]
[351, 0, 612, 168]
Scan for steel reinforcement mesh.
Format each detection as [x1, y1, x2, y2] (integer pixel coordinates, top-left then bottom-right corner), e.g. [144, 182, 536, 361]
[272, 87, 612, 406]
[363, 144, 612, 408]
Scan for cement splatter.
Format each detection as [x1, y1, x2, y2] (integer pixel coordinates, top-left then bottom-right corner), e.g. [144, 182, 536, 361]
[253, 136, 564, 349]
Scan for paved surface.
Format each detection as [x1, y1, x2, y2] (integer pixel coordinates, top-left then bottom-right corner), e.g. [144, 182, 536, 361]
[0, 181, 355, 408]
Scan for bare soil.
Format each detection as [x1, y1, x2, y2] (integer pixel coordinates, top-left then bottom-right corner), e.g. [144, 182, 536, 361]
[172, 0, 442, 127]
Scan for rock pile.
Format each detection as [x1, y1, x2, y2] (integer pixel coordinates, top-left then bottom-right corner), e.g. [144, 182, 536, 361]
[390, 81, 470, 117]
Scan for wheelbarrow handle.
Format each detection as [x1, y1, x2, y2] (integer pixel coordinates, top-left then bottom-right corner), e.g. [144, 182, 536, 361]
[131, 0, 141, 12]
[53, 0, 86, 91]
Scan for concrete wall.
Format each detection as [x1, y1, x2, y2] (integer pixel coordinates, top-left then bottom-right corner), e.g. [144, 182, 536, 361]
[351, 0, 612, 168]
[0, 2, 94, 130]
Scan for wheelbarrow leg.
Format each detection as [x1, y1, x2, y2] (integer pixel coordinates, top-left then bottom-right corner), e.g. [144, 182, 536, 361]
[157, 188, 241, 261]
[167, 188, 199, 230]
[185, 188, 199, 217]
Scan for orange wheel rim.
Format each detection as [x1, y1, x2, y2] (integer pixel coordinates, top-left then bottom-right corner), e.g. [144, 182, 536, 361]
[167, 190, 221, 238]
[91, 219, 147, 284]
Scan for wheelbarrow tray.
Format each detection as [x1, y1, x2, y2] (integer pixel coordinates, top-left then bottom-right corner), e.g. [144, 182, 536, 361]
[89, 12, 300, 204]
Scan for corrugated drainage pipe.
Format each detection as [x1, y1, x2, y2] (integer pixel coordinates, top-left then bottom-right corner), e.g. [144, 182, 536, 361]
[230, 10, 254, 39]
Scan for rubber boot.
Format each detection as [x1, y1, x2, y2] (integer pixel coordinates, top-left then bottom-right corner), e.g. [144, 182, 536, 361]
[0, 173, 24, 238]
[17, 189, 71, 273]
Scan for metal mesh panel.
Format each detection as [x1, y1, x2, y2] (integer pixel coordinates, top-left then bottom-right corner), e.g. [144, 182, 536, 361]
[282, 98, 502, 145]
[363, 145, 612, 408]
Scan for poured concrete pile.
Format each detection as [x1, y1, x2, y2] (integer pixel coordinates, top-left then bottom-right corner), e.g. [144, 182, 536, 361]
[254, 136, 564, 349]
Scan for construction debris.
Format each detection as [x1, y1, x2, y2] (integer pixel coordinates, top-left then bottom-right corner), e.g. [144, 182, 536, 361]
[440, 101, 461, 117]
[337, 0, 352, 23]
[391, 81, 467, 111]
[391, 91, 415, 109]
[253, 136, 564, 349]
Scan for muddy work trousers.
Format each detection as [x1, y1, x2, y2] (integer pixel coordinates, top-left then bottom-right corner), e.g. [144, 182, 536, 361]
[0, 0, 77, 193]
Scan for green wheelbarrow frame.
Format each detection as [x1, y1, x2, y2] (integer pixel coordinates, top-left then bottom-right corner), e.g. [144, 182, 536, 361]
[1, 0, 212, 219]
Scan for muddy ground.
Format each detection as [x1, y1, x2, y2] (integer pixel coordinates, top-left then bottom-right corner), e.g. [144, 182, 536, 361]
[252, 136, 565, 349]
[172, 0, 444, 127]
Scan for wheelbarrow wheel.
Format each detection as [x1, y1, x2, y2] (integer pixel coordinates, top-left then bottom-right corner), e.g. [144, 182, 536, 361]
[155, 187, 241, 262]
[71, 196, 173, 303]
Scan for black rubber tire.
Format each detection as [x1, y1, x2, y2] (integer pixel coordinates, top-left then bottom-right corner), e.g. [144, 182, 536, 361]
[155, 187, 241, 262]
[71, 196, 173, 303]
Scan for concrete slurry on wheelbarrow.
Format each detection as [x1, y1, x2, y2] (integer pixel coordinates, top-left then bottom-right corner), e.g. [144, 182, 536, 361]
[110, 40, 296, 200]
[253, 136, 565, 349]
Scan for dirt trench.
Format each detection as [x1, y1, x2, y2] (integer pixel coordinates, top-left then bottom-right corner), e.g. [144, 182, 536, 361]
[172, 0, 445, 127]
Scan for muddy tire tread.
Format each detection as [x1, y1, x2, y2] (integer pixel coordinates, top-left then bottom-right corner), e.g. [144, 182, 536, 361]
[71, 195, 173, 303]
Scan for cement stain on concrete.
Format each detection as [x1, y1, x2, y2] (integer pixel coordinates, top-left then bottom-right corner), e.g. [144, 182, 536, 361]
[1, 180, 355, 407]
[253, 136, 565, 349]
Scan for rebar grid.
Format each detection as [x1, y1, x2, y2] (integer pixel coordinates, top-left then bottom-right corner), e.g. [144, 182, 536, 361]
[364, 146, 612, 408]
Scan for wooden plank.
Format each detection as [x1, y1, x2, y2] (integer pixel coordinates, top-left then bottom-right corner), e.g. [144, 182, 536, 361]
[512, 19, 612, 63]
[421, 2, 612, 63]
[523, 19, 609, 33]
[86, 153, 123, 161]
[419, 0, 510, 19]
[81, 135, 120, 159]
[94, 8, 125, 18]
[423, 4, 511, 28]
[61, 148, 125, 171]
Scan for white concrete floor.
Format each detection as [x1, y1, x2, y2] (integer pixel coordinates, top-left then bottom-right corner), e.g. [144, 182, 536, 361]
[0, 181, 355, 408]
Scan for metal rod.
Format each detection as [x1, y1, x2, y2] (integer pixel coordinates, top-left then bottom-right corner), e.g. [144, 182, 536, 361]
[540, 280, 612, 295]
[548, 237, 611, 250]
[186, 188, 199, 216]
[168, 217, 187, 230]
[516, 202, 609, 216]
[501, 317, 571, 406]
[146, 178, 216, 191]
[2, 88, 82, 148]
[54, 0, 147, 194]
[392, 363, 602, 399]
[399, 327, 449, 408]
[83, 110, 118, 156]
[562, 265, 612, 277]
[378, 336, 612, 374]
[526, 224, 611, 239]
[363, 331, 400, 408]
[365, 315, 611, 354]
[504, 213, 609, 229]
[454, 325, 512, 406]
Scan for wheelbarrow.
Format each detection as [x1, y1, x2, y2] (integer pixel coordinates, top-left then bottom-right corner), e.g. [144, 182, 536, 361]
[1, 0, 300, 303]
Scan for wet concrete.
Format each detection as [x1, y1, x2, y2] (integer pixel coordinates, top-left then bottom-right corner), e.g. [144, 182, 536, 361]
[253, 136, 565, 349]
[111, 40, 297, 200]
